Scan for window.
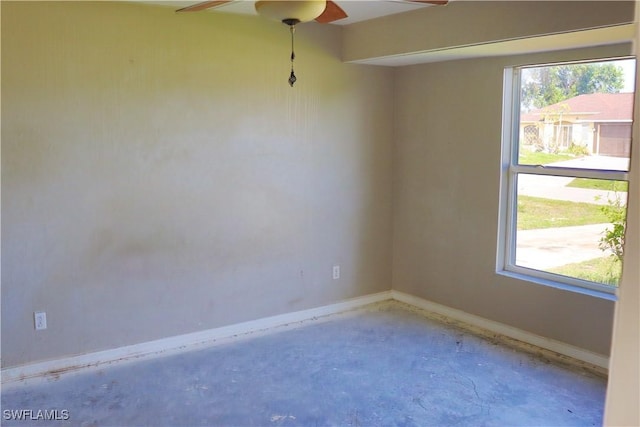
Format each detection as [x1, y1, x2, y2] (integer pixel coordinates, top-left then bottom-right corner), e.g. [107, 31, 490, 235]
[498, 58, 635, 298]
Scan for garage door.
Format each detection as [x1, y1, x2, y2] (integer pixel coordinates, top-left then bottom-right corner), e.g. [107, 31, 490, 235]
[597, 123, 632, 157]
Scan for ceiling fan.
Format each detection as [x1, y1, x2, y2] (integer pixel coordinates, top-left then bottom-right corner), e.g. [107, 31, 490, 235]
[177, 0, 448, 24]
[177, 0, 448, 86]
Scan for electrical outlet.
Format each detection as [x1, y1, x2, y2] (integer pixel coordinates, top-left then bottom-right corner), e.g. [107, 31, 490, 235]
[34, 311, 47, 330]
[332, 265, 340, 280]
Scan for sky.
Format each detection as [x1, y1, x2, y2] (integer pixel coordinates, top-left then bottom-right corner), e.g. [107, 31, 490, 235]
[619, 58, 636, 93]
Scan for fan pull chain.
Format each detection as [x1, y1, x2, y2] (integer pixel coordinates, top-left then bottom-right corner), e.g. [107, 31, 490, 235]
[288, 24, 297, 87]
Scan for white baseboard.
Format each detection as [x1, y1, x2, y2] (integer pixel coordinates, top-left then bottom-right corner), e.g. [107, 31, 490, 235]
[391, 290, 610, 371]
[2, 289, 608, 388]
[1, 291, 392, 388]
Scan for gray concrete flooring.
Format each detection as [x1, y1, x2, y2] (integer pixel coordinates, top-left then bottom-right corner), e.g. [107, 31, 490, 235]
[1, 302, 606, 427]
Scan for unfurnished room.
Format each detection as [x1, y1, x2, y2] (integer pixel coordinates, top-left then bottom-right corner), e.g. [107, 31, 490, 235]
[1, 1, 639, 426]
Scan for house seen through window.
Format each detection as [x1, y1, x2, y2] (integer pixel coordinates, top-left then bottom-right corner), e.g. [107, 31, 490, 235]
[499, 58, 635, 296]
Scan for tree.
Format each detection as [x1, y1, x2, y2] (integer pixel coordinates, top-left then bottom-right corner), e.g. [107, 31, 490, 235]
[521, 62, 625, 111]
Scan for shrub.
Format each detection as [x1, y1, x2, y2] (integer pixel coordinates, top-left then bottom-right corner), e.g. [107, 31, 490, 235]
[567, 142, 590, 156]
[598, 192, 626, 263]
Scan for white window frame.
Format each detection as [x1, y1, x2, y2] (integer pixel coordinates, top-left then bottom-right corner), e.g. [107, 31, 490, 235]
[497, 60, 631, 301]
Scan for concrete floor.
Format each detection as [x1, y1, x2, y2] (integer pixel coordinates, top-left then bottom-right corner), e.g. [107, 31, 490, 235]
[1, 302, 606, 427]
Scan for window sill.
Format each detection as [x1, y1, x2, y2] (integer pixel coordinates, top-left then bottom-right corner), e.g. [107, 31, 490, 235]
[497, 269, 618, 302]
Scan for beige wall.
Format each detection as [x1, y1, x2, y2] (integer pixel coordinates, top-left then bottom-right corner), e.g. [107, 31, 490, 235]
[1, 1, 394, 367]
[392, 43, 633, 356]
[604, 2, 640, 424]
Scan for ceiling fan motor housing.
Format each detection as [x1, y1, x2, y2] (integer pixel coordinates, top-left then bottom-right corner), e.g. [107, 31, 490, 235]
[254, 0, 327, 23]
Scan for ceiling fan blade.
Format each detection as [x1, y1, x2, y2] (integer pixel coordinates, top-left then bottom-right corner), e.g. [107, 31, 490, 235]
[315, 0, 348, 23]
[176, 1, 233, 13]
[404, 0, 448, 5]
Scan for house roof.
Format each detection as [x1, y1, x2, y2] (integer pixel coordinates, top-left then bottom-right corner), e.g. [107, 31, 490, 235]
[521, 92, 634, 123]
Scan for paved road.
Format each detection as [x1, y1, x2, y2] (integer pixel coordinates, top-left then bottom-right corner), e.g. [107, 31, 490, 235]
[518, 175, 626, 206]
[516, 223, 611, 270]
[518, 155, 628, 205]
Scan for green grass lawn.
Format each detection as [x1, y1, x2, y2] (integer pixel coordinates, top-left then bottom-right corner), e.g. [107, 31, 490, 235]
[566, 178, 628, 192]
[517, 196, 609, 230]
[518, 151, 576, 166]
[549, 256, 621, 287]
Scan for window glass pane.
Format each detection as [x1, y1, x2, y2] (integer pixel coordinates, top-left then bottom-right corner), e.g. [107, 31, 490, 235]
[515, 174, 627, 286]
[518, 59, 635, 172]
[500, 57, 635, 292]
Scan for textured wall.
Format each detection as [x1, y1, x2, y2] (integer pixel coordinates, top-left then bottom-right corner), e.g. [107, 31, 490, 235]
[604, 3, 640, 424]
[392, 44, 633, 356]
[1, 1, 394, 367]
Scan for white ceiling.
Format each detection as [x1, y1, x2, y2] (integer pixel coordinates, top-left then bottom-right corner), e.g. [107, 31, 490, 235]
[132, 1, 636, 67]
[350, 24, 638, 66]
[134, 0, 437, 25]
